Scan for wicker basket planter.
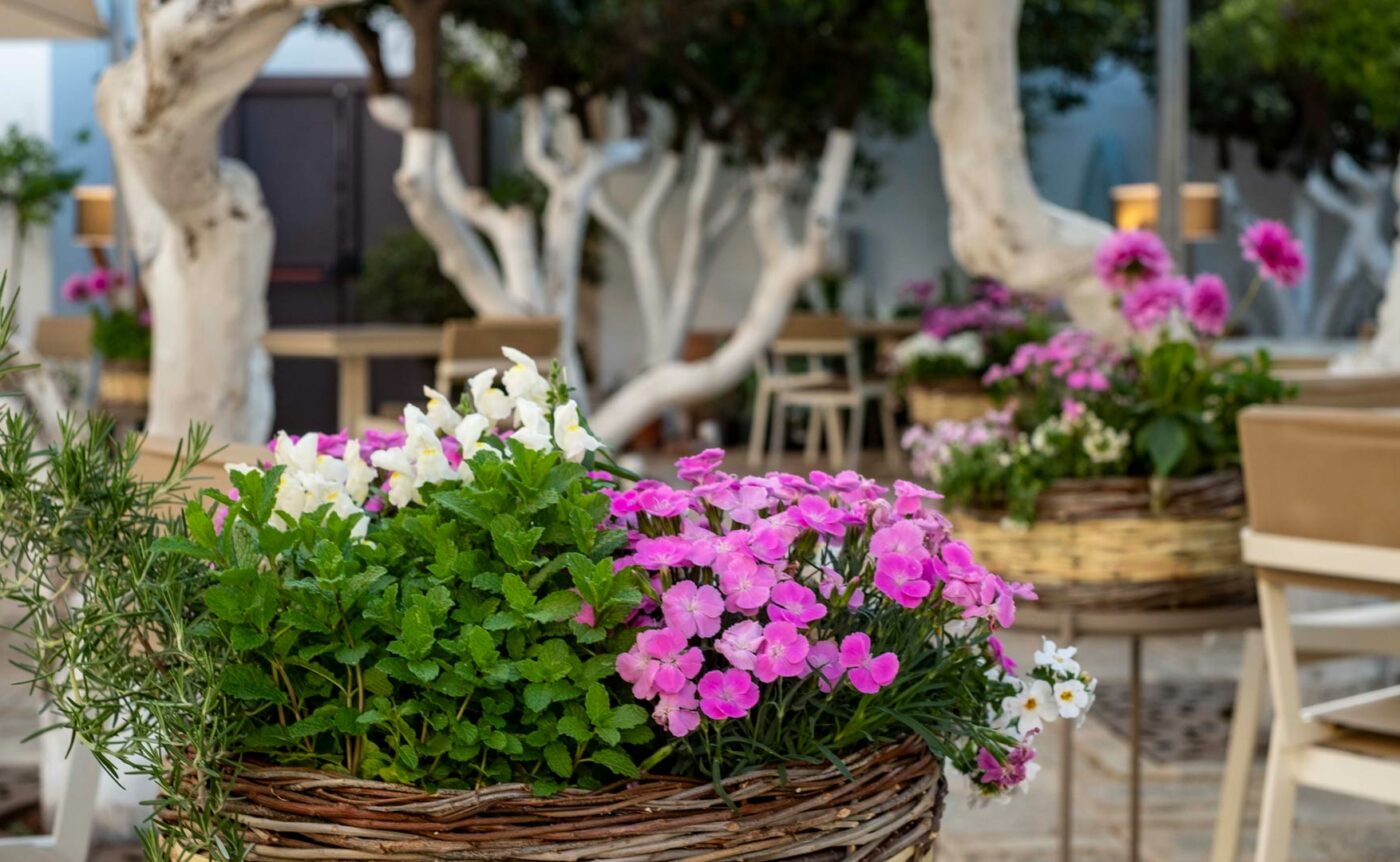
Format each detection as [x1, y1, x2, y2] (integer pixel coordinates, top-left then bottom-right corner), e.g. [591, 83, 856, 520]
[165, 737, 945, 862]
[905, 383, 994, 426]
[954, 472, 1251, 611]
[98, 359, 150, 420]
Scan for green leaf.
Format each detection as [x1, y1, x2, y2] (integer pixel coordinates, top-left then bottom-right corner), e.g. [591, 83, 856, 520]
[483, 611, 522, 631]
[501, 573, 537, 611]
[1137, 415, 1189, 476]
[465, 626, 498, 669]
[585, 684, 609, 724]
[557, 715, 592, 742]
[491, 514, 545, 570]
[151, 535, 219, 562]
[184, 500, 219, 549]
[603, 704, 648, 730]
[258, 525, 299, 558]
[527, 590, 582, 623]
[389, 603, 437, 661]
[221, 664, 287, 705]
[523, 683, 554, 713]
[334, 643, 372, 666]
[230, 626, 268, 651]
[407, 659, 441, 683]
[543, 742, 573, 779]
[590, 748, 639, 779]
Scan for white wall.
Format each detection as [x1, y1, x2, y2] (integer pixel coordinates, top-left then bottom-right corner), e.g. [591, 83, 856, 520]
[0, 42, 54, 338]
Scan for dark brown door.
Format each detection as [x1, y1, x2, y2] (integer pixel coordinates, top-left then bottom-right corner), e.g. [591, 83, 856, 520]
[224, 78, 485, 434]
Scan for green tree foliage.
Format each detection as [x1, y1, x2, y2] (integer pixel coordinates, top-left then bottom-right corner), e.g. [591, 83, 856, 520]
[353, 230, 472, 324]
[0, 125, 82, 273]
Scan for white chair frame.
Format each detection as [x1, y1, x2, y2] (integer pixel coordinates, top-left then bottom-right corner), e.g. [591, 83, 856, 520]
[0, 743, 98, 862]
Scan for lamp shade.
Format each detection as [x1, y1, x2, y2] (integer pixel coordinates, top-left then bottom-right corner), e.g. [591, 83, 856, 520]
[1111, 182, 1221, 241]
[0, 0, 105, 39]
[73, 185, 114, 248]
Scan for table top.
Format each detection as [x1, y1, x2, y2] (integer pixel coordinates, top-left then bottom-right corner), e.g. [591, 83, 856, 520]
[263, 325, 441, 359]
[849, 318, 921, 339]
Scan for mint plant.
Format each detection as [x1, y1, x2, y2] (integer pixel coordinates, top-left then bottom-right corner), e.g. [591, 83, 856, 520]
[162, 440, 647, 792]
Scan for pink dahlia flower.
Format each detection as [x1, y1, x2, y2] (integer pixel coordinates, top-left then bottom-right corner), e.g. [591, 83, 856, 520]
[1240, 220, 1305, 288]
[1185, 273, 1230, 336]
[1094, 230, 1173, 293]
[1121, 276, 1186, 332]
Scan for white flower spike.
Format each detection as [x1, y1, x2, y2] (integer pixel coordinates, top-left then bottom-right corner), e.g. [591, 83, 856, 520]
[553, 400, 602, 463]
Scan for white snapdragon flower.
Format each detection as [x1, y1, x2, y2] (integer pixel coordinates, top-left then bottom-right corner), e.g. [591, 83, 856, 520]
[342, 440, 377, 504]
[1002, 679, 1058, 737]
[274, 469, 309, 519]
[944, 331, 986, 368]
[371, 447, 420, 508]
[422, 386, 463, 433]
[273, 431, 319, 474]
[1053, 679, 1091, 720]
[224, 462, 260, 477]
[512, 399, 553, 451]
[502, 347, 550, 407]
[407, 425, 457, 486]
[552, 400, 602, 462]
[1034, 639, 1081, 676]
[468, 368, 514, 423]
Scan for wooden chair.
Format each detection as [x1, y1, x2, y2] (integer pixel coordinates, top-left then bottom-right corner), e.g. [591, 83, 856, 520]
[1280, 368, 1400, 409]
[1210, 407, 1400, 862]
[752, 315, 897, 470]
[359, 317, 561, 433]
[32, 314, 95, 409]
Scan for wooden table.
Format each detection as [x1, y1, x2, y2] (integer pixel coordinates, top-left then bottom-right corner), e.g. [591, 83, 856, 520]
[262, 325, 440, 434]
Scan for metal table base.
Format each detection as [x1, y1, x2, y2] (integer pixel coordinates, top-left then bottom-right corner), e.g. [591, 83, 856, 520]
[1015, 604, 1261, 862]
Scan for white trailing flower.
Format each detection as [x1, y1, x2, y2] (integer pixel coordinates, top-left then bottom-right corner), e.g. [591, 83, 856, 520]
[892, 330, 985, 370]
[1053, 679, 1091, 720]
[1034, 639, 1082, 676]
[552, 400, 602, 463]
[1003, 679, 1058, 737]
[1083, 424, 1129, 464]
[469, 369, 514, 424]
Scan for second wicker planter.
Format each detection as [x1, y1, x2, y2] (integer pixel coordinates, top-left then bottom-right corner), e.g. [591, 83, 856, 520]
[165, 736, 945, 862]
[904, 383, 994, 426]
[954, 472, 1251, 611]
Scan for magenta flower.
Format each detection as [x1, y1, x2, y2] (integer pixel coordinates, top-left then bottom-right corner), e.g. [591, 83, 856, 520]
[874, 554, 932, 609]
[619, 628, 703, 697]
[838, 633, 899, 694]
[753, 622, 810, 682]
[892, 480, 942, 517]
[61, 273, 92, 303]
[87, 268, 123, 296]
[636, 484, 692, 518]
[870, 520, 930, 562]
[697, 669, 760, 720]
[747, 521, 795, 565]
[988, 635, 1016, 673]
[360, 428, 407, 456]
[662, 581, 725, 638]
[717, 620, 764, 670]
[1240, 220, 1305, 288]
[805, 638, 843, 691]
[1094, 229, 1173, 293]
[1121, 276, 1186, 332]
[791, 495, 847, 537]
[573, 596, 596, 627]
[1185, 273, 1230, 337]
[633, 535, 691, 570]
[652, 684, 701, 737]
[975, 743, 1037, 790]
[767, 580, 827, 628]
[1061, 399, 1086, 423]
[818, 567, 864, 609]
[675, 448, 726, 483]
[716, 553, 775, 613]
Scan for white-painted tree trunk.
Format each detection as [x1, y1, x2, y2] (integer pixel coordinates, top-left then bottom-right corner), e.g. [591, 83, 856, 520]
[1306, 155, 1393, 334]
[927, 0, 1120, 335]
[590, 129, 856, 447]
[1335, 162, 1400, 372]
[96, 0, 333, 443]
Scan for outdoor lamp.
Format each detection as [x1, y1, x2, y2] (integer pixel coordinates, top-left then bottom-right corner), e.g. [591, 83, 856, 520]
[1111, 182, 1221, 241]
[73, 185, 115, 268]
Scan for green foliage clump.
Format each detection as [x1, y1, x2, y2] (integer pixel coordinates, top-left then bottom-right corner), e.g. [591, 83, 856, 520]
[157, 441, 648, 793]
[354, 231, 472, 325]
[91, 307, 152, 361]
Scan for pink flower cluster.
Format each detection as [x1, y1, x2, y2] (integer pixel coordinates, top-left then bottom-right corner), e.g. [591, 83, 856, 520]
[1241, 220, 1305, 289]
[1093, 230, 1173, 293]
[61, 268, 126, 304]
[610, 451, 1036, 738]
[921, 280, 1028, 340]
[983, 330, 1122, 392]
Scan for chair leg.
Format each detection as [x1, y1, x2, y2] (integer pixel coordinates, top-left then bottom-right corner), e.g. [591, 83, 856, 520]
[847, 400, 866, 470]
[803, 408, 822, 465]
[823, 406, 845, 470]
[878, 394, 900, 468]
[767, 395, 790, 470]
[1253, 717, 1298, 862]
[1211, 630, 1267, 862]
[748, 383, 772, 467]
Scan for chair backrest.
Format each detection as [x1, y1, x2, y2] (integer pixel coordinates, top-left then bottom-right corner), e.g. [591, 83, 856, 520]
[436, 317, 560, 393]
[1239, 406, 1400, 548]
[771, 314, 851, 356]
[1279, 369, 1400, 409]
[33, 315, 93, 361]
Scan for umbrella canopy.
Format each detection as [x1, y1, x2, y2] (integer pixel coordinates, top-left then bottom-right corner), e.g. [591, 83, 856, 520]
[0, 0, 105, 39]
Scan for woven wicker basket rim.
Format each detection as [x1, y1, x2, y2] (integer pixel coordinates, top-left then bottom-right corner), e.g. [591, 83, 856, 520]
[963, 470, 1244, 523]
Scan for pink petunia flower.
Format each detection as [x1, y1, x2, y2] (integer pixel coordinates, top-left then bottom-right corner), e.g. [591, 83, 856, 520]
[61, 273, 92, 303]
[1185, 273, 1230, 336]
[716, 553, 775, 613]
[753, 622, 811, 682]
[662, 581, 725, 638]
[767, 580, 827, 627]
[653, 684, 701, 737]
[717, 620, 765, 670]
[1121, 276, 1186, 332]
[838, 632, 899, 694]
[1240, 220, 1305, 288]
[1094, 229, 1173, 293]
[874, 554, 932, 609]
[697, 668, 760, 720]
